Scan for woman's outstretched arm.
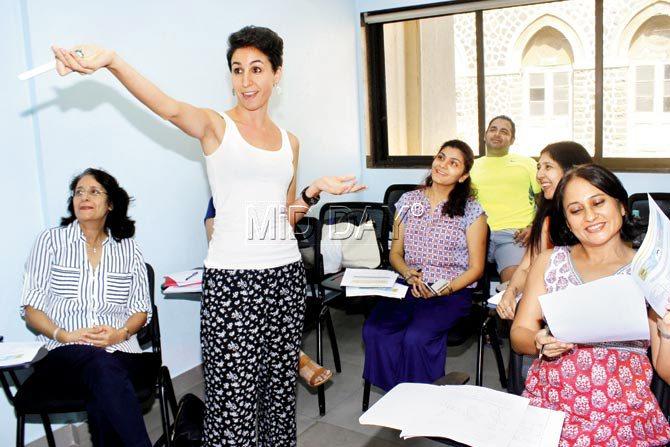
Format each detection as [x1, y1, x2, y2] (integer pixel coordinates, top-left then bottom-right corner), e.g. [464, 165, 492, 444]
[52, 45, 221, 151]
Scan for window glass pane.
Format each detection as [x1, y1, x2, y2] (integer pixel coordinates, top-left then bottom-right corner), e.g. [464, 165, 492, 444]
[665, 64, 670, 79]
[636, 65, 654, 81]
[555, 85, 569, 101]
[554, 71, 569, 85]
[530, 73, 544, 86]
[530, 88, 545, 101]
[636, 97, 653, 112]
[554, 101, 569, 115]
[663, 97, 670, 113]
[604, 10, 670, 157]
[381, 13, 477, 156]
[635, 80, 653, 97]
[484, 0, 594, 157]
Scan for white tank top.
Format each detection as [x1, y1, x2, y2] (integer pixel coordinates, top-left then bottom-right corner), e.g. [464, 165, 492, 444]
[204, 112, 301, 270]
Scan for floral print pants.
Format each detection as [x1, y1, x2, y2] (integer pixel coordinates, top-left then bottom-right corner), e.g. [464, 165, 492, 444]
[201, 261, 306, 446]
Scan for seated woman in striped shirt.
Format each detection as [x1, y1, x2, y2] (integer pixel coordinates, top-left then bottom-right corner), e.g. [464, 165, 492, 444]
[21, 168, 153, 447]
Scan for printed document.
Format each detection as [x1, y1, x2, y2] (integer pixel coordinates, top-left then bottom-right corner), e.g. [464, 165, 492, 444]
[538, 275, 650, 344]
[0, 342, 44, 368]
[341, 268, 398, 288]
[346, 283, 408, 299]
[359, 383, 564, 446]
[631, 195, 670, 317]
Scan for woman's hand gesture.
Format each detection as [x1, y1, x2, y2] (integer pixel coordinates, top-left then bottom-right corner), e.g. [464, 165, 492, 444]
[81, 325, 125, 348]
[52, 45, 115, 76]
[534, 328, 573, 359]
[497, 288, 518, 320]
[311, 176, 366, 196]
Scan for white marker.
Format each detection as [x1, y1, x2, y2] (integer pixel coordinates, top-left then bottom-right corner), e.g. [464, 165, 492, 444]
[18, 49, 84, 81]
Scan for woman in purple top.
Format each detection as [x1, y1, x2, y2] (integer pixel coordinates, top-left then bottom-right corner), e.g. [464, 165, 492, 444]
[362, 139, 488, 391]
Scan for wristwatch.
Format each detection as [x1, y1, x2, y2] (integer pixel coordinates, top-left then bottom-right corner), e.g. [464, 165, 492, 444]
[301, 187, 320, 206]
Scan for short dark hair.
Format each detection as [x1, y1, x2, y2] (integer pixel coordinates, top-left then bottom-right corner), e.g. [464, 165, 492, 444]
[60, 168, 136, 241]
[486, 115, 516, 139]
[226, 25, 284, 72]
[424, 139, 477, 218]
[528, 141, 593, 257]
[549, 164, 637, 246]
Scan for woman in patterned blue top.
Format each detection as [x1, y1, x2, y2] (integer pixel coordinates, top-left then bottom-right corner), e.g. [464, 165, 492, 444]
[21, 168, 152, 447]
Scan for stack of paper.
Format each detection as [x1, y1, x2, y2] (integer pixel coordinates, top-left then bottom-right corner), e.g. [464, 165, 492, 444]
[539, 275, 650, 344]
[359, 383, 564, 446]
[163, 269, 203, 294]
[631, 195, 670, 317]
[0, 342, 44, 368]
[340, 268, 406, 299]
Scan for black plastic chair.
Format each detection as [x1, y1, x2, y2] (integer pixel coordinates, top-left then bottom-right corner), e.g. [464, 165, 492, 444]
[295, 216, 341, 416]
[383, 184, 418, 220]
[475, 259, 509, 389]
[629, 193, 670, 248]
[1, 263, 176, 447]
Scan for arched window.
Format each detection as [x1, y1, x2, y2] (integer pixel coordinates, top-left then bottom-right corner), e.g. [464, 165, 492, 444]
[521, 26, 574, 147]
[627, 15, 670, 151]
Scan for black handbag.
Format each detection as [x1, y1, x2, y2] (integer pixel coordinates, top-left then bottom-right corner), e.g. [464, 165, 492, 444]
[171, 393, 205, 447]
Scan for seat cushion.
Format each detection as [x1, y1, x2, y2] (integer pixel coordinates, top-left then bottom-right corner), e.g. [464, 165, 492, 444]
[14, 352, 161, 415]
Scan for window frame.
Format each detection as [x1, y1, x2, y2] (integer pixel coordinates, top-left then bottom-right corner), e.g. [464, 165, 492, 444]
[363, 0, 670, 172]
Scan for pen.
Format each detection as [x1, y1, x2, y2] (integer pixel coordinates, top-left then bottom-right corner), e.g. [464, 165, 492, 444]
[184, 271, 199, 281]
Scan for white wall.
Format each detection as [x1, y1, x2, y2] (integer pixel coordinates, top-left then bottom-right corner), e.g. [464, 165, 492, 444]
[354, 0, 670, 203]
[0, 0, 361, 443]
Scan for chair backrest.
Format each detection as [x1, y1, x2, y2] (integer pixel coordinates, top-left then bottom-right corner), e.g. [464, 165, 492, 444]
[316, 202, 391, 276]
[628, 193, 670, 248]
[294, 216, 319, 281]
[137, 263, 161, 361]
[383, 184, 418, 219]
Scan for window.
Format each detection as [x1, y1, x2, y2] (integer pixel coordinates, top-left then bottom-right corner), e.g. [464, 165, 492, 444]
[372, 13, 477, 160]
[604, 8, 670, 158]
[364, 0, 670, 171]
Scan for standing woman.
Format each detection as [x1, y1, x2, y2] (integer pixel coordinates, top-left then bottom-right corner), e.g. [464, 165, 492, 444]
[52, 26, 364, 446]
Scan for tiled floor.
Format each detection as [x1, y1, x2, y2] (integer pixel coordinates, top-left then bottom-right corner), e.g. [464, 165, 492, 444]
[159, 305, 511, 446]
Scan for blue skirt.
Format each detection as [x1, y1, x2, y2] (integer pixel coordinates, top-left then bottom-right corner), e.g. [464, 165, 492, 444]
[362, 286, 472, 391]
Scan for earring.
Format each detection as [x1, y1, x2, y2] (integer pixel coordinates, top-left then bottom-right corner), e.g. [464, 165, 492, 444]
[273, 84, 282, 96]
[232, 88, 236, 97]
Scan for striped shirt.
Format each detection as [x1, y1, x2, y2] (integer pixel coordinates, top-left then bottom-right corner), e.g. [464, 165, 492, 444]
[21, 221, 152, 353]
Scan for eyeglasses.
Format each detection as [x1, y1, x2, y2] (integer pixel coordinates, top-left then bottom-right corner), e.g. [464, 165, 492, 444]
[72, 187, 107, 199]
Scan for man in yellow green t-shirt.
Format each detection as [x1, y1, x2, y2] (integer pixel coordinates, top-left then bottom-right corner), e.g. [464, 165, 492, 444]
[470, 116, 540, 283]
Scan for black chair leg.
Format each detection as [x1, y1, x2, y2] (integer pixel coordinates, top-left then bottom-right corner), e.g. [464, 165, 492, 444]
[486, 318, 508, 389]
[157, 380, 171, 447]
[362, 380, 371, 412]
[315, 306, 326, 416]
[476, 316, 487, 386]
[317, 383, 326, 416]
[324, 308, 341, 373]
[508, 351, 525, 395]
[40, 414, 55, 447]
[16, 414, 25, 447]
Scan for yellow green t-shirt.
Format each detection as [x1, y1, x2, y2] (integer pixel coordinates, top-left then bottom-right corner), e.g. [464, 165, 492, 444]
[470, 153, 540, 231]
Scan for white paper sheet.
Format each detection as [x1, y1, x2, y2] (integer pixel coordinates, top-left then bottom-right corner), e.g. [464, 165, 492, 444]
[510, 405, 565, 447]
[538, 275, 650, 344]
[346, 283, 408, 298]
[340, 268, 398, 288]
[0, 342, 44, 368]
[360, 384, 534, 447]
[163, 283, 203, 294]
[631, 195, 670, 317]
[487, 290, 522, 306]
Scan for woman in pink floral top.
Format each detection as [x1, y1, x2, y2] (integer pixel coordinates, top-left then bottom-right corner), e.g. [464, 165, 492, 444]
[511, 164, 670, 446]
[362, 140, 488, 391]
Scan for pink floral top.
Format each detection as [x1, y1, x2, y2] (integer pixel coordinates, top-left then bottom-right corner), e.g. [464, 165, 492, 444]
[395, 189, 485, 286]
